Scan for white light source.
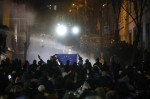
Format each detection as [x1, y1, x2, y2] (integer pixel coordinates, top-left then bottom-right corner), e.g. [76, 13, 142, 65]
[40, 39, 44, 42]
[72, 26, 79, 35]
[56, 24, 67, 36]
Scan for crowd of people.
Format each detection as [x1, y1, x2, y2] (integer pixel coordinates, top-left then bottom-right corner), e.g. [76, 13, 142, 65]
[0, 54, 150, 99]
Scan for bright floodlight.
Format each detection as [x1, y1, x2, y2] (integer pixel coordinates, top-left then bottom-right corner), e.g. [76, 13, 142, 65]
[72, 26, 79, 35]
[56, 24, 67, 36]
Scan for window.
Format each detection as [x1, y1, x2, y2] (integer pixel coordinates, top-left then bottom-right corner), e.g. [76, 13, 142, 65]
[54, 5, 57, 10]
[50, 5, 52, 9]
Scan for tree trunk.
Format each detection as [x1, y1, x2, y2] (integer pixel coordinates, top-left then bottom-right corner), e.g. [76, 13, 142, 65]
[131, 26, 142, 65]
[24, 42, 28, 61]
[115, 22, 120, 42]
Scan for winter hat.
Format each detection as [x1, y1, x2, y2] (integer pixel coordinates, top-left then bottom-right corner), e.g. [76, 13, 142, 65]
[62, 72, 68, 78]
[38, 85, 45, 92]
[95, 87, 106, 99]
[82, 81, 91, 91]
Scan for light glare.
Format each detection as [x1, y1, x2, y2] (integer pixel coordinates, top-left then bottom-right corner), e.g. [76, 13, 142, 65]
[72, 26, 79, 35]
[56, 24, 67, 36]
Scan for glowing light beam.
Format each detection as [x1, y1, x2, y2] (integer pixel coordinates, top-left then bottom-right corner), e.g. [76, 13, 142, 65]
[56, 24, 67, 36]
[72, 26, 79, 35]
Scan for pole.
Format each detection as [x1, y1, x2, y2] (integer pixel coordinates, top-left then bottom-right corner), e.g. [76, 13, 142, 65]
[24, 23, 30, 61]
[84, 0, 87, 35]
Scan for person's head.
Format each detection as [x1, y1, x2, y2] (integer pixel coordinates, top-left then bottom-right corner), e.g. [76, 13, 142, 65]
[33, 60, 37, 64]
[96, 58, 99, 62]
[29, 82, 38, 90]
[73, 62, 77, 66]
[80, 89, 101, 99]
[25, 60, 29, 65]
[50, 55, 57, 61]
[38, 61, 42, 65]
[79, 57, 83, 60]
[35, 93, 48, 99]
[38, 85, 45, 92]
[115, 82, 129, 99]
[95, 87, 106, 99]
[82, 81, 91, 91]
[47, 60, 50, 64]
[66, 60, 70, 65]
[55, 76, 65, 89]
[106, 90, 118, 99]
[65, 78, 74, 90]
[86, 59, 89, 63]
[9, 85, 24, 97]
[45, 80, 54, 93]
[1, 60, 5, 66]
[5, 57, 10, 63]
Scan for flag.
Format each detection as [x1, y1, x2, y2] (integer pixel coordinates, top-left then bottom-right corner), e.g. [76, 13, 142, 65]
[56, 54, 77, 65]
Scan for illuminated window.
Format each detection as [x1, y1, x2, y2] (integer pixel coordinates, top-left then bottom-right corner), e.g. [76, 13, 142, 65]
[49, 5, 52, 10]
[54, 5, 57, 10]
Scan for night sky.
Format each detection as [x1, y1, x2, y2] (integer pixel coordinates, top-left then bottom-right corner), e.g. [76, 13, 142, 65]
[12, 0, 70, 12]
[11, 0, 69, 33]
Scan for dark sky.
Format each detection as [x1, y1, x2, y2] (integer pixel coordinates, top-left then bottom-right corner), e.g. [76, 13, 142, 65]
[11, 0, 80, 33]
[13, 0, 67, 12]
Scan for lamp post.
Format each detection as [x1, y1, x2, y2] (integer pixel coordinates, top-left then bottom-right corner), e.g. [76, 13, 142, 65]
[24, 23, 30, 61]
[72, 3, 79, 24]
[84, 0, 87, 35]
[72, 0, 87, 35]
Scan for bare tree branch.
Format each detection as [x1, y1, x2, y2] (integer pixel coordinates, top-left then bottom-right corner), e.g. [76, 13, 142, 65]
[121, 1, 137, 25]
[142, 0, 148, 12]
[132, 0, 139, 25]
[140, 0, 148, 25]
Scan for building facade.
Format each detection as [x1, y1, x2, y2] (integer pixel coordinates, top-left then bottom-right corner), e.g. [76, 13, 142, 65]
[79, 1, 116, 58]
[119, 0, 150, 51]
[0, 0, 30, 61]
[80, 34, 101, 59]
